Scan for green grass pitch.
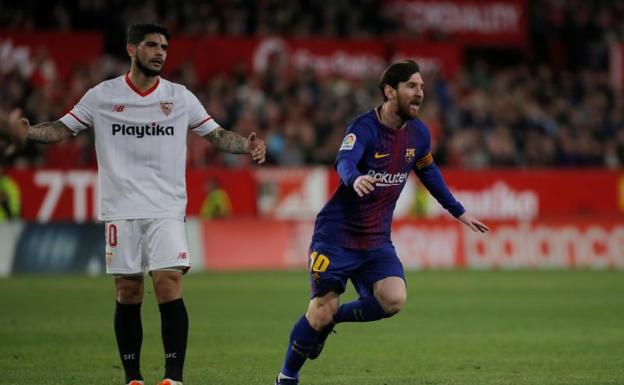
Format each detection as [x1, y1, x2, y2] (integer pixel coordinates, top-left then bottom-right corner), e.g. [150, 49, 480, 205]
[1, 271, 623, 385]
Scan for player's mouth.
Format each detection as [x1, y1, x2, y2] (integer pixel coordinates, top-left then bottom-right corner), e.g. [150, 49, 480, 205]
[150, 59, 164, 66]
[409, 100, 422, 111]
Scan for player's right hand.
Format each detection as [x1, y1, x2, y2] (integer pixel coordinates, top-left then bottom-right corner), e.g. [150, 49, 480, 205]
[353, 175, 376, 197]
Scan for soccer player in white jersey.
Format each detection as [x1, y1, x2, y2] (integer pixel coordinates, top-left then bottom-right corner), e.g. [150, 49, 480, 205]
[3, 24, 267, 385]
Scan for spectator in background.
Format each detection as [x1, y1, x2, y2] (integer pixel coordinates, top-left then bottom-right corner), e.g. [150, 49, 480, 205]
[0, 164, 21, 221]
[1, 110, 24, 220]
[0, 110, 10, 159]
[199, 179, 232, 219]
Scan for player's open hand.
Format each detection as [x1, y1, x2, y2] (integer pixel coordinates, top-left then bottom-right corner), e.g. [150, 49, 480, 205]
[245, 132, 266, 164]
[457, 213, 489, 233]
[353, 175, 376, 197]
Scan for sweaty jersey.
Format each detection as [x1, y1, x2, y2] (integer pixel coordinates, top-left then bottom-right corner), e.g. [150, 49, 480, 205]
[60, 74, 219, 221]
[312, 108, 464, 250]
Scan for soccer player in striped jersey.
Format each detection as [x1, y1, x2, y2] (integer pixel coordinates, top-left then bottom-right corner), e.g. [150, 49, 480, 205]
[4, 24, 266, 385]
[275, 60, 488, 385]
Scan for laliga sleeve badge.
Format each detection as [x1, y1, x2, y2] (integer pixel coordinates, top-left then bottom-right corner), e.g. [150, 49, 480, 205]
[339, 133, 357, 151]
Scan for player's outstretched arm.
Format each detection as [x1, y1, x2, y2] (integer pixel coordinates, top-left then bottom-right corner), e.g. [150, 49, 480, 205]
[6, 109, 72, 144]
[457, 213, 489, 233]
[204, 127, 266, 164]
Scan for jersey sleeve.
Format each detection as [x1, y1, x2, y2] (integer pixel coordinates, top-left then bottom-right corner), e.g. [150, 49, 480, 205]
[335, 120, 371, 187]
[59, 87, 97, 133]
[413, 123, 434, 171]
[185, 88, 220, 136]
[413, 122, 465, 217]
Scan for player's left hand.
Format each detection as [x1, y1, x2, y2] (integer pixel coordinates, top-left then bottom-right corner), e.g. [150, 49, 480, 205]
[245, 132, 266, 164]
[457, 213, 489, 233]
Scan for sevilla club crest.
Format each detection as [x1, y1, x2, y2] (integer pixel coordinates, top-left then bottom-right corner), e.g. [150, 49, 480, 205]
[160, 102, 173, 116]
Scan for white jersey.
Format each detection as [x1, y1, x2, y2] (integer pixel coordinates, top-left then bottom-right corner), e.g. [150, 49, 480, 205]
[60, 74, 219, 221]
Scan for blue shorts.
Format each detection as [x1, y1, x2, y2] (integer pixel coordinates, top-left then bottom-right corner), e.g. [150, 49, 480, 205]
[308, 241, 405, 299]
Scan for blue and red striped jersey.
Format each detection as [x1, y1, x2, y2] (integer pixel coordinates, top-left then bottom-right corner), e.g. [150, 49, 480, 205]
[312, 108, 464, 250]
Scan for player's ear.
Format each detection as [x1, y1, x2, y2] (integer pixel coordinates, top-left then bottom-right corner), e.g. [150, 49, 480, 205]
[384, 84, 396, 101]
[126, 43, 137, 59]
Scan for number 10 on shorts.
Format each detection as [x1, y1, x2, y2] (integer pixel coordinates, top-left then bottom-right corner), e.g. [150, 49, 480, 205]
[106, 223, 118, 247]
[309, 251, 330, 272]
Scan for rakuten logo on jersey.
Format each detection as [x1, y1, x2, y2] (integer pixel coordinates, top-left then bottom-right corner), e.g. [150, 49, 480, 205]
[367, 170, 408, 186]
[112, 123, 174, 138]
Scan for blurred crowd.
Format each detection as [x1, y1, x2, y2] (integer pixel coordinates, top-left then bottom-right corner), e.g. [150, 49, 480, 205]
[3, 0, 624, 44]
[3, 54, 623, 169]
[2, 0, 389, 39]
[1, 0, 623, 169]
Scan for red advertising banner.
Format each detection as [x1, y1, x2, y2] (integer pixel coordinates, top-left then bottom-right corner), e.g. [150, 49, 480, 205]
[1, 32, 463, 84]
[8, 169, 99, 222]
[7, 167, 624, 222]
[0, 32, 103, 82]
[393, 219, 624, 269]
[6, 168, 256, 222]
[199, 218, 624, 270]
[186, 168, 257, 218]
[255, 168, 330, 219]
[164, 36, 260, 82]
[461, 219, 624, 269]
[185, 37, 462, 80]
[382, 0, 528, 46]
[189, 36, 388, 80]
[391, 41, 462, 77]
[423, 169, 624, 220]
[264, 168, 624, 221]
[201, 219, 313, 270]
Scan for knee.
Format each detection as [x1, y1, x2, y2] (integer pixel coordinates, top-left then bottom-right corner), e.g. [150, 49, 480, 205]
[116, 278, 143, 304]
[152, 272, 182, 303]
[377, 290, 407, 316]
[306, 300, 337, 331]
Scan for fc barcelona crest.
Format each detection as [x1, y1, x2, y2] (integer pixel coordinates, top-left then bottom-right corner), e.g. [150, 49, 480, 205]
[405, 148, 416, 162]
[160, 102, 173, 116]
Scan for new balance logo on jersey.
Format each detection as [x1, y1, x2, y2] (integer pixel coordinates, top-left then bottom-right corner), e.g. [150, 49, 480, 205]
[112, 123, 174, 138]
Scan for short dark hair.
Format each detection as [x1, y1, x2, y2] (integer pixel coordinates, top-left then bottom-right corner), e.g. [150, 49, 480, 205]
[127, 23, 170, 45]
[378, 60, 420, 101]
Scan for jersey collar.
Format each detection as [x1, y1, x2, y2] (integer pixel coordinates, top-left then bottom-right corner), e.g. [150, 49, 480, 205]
[375, 105, 406, 133]
[125, 72, 160, 97]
